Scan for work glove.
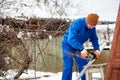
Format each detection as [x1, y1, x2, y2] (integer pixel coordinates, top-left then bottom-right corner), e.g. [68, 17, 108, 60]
[80, 49, 88, 58]
[94, 50, 100, 59]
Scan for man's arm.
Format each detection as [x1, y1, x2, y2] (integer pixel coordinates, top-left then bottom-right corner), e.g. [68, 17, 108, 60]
[67, 22, 83, 51]
[90, 28, 100, 59]
[90, 28, 100, 50]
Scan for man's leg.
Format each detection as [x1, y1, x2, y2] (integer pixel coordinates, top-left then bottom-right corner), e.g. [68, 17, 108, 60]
[74, 55, 88, 80]
[62, 51, 73, 80]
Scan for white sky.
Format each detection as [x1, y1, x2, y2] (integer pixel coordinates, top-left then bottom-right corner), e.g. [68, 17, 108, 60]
[64, 0, 120, 21]
[0, 0, 119, 21]
[80, 0, 119, 21]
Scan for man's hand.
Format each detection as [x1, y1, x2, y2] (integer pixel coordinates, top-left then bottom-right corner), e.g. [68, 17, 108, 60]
[94, 50, 100, 59]
[81, 49, 88, 58]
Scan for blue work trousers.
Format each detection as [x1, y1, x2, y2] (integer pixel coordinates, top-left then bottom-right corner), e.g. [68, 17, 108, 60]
[62, 50, 88, 80]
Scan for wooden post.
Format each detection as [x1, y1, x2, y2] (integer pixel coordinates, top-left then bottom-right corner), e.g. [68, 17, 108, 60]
[86, 63, 107, 80]
[105, 4, 120, 80]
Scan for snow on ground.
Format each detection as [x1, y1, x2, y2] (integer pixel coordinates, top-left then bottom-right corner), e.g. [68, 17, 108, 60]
[0, 69, 101, 80]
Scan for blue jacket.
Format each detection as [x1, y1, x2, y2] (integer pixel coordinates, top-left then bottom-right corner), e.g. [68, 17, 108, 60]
[62, 17, 99, 52]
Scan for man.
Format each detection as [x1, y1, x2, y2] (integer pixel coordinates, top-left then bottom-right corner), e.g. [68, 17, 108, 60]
[61, 13, 100, 80]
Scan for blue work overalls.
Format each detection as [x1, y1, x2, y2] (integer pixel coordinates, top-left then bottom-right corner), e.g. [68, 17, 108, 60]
[62, 17, 99, 80]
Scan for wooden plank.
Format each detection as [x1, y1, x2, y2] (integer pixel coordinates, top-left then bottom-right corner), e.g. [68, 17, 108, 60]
[105, 4, 120, 80]
[86, 63, 107, 80]
[112, 61, 120, 68]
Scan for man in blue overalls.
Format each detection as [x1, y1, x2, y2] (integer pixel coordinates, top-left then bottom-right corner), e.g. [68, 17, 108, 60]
[62, 13, 100, 80]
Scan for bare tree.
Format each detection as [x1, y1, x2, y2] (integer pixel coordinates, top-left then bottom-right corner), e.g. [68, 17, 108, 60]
[0, 0, 18, 17]
[0, 0, 83, 18]
[39, 0, 82, 17]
